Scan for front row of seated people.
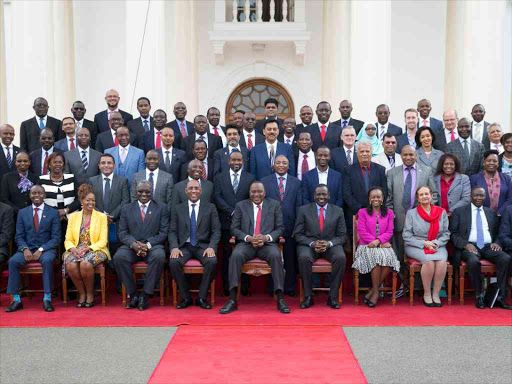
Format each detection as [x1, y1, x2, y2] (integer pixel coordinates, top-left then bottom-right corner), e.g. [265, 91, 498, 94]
[4, 180, 512, 313]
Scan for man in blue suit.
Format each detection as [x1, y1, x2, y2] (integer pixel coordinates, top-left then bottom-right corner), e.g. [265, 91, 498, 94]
[6, 185, 61, 312]
[54, 117, 78, 152]
[94, 89, 133, 133]
[417, 99, 443, 133]
[262, 155, 303, 296]
[302, 146, 343, 207]
[105, 126, 145, 186]
[249, 120, 295, 180]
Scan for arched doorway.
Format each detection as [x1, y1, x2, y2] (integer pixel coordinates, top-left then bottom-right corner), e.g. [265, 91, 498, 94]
[225, 78, 295, 125]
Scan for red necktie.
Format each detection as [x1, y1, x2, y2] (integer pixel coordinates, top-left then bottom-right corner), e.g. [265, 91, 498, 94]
[114, 136, 119, 146]
[33, 207, 39, 232]
[42, 151, 49, 175]
[213, 126, 219, 136]
[423, 119, 427, 127]
[319, 207, 325, 232]
[301, 154, 309, 179]
[69, 138, 75, 150]
[156, 130, 161, 149]
[278, 177, 285, 201]
[247, 134, 253, 150]
[202, 162, 207, 180]
[254, 205, 262, 235]
[140, 204, 146, 221]
[180, 122, 187, 138]
[321, 125, 326, 141]
[450, 131, 455, 142]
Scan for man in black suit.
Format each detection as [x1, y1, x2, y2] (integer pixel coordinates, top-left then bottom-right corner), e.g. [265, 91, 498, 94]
[297, 105, 313, 132]
[278, 117, 299, 157]
[450, 187, 512, 310]
[173, 159, 214, 208]
[255, 98, 283, 135]
[213, 126, 249, 177]
[0, 201, 14, 268]
[294, 184, 347, 309]
[240, 111, 264, 150]
[127, 97, 154, 143]
[330, 125, 358, 173]
[219, 181, 290, 314]
[471, 104, 491, 150]
[306, 101, 342, 152]
[169, 179, 221, 309]
[114, 180, 169, 311]
[295, 131, 316, 181]
[95, 111, 127, 153]
[140, 109, 167, 153]
[20, 97, 62, 153]
[165, 101, 194, 139]
[332, 100, 364, 134]
[94, 89, 133, 133]
[214, 151, 255, 296]
[375, 104, 403, 141]
[417, 99, 443, 133]
[207, 107, 227, 147]
[181, 115, 222, 160]
[0, 124, 19, 177]
[64, 128, 102, 185]
[261, 155, 302, 296]
[180, 140, 215, 182]
[445, 117, 485, 176]
[158, 127, 186, 183]
[71, 100, 99, 149]
[232, 110, 245, 132]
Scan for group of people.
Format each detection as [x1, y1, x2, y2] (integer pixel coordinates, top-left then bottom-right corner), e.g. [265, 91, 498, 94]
[1, 90, 511, 314]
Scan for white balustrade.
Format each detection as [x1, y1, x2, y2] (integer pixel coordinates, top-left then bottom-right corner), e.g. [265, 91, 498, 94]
[230, 0, 293, 23]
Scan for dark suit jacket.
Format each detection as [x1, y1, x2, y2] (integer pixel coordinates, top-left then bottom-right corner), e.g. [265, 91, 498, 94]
[471, 120, 491, 149]
[89, 174, 130, 221]
[169, 201, 221, 250]
[231, 198, 284, 242]
[181, 133, 223, 160]
[433, 130, 449, 152]
[80, 119, 99, 149]
[445, 139, 485, 176]
[470, 172, 512, 215]
[249, 142, 296, 180]
[54, 136, 76, 152]
[180, 158, 215, 183]
[293, 203, 347, 247]
[118, 200, 168, 247]
[165, 119, 194, 149]
[213, 146, 250, 177]
[64, 148, 102, 185]
[94, 109, 133, 133]
[0, 172, 40, 213]
[332, 117, 364, 134]
[305, 123, 342, 152]
[213, 170, 255, 230]
[302, 168, 343, 207]
[131, 169, 174, 213]
[375, 123, 402, 139]
[157, 147, 186, 184]
[29, 147, 64, 177]
[95, 130, 138, 153]
[15, 204, 61, 252]
[417, 117, 443, 133]
[396, 133, 414, 154]
[172, 179, 214, 210]
[128, 116, 154, 142]
[329, 146, 358, 173]
[20, 116, 62, 153]
[255, 117, 283, 135]
[277, 133, 299, 158]
[498, 204, 512, 249]
[342, 162, 388, 215]
[0, 145, 20, 177]
[139, 127, 166, 154]
[261, 174, 302, 237]
[0, 202, 14, 249]
[239, 130, 265, 149]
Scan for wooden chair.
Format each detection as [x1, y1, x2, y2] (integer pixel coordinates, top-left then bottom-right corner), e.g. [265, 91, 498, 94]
[13, 260, 61, 300]
[459, 259, 511, 305]
[62, 262, 108, 307]
[299, 258, 342, 304]
[171, 259, 216, 307]
[121, 261, 166, 306]
[352, 215, 397, 305]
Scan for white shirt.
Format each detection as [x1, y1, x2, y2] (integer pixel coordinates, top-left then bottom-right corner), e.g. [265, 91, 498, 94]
[209, 124, 227, 147]
[344, 145, 356, 163]
[32, 204, 45, 223]
[419, 117, 430, 128]
[162, 146, 174, 167]
[459, 137, 471, 156]
[2, 144, 13, 163]
[111, 128, 117, 143]
[265, 141, 277, 162]
[318, 122, 330, 132]
[445, 128, 458, 143]
[317, 167, 329, 185]
[102, 173, 114, 195]
[229, 169, 241, 188]
[146, 168, 159, 191]
[468, 204, 492, 245]
[491, 143, 504, 155]
[283, 135, 295, 145]
[472, 121, 484, 142]
[228, 145, 242, 154]
[242, 130, 256, 146]
[35, 115, 47, 127]
[297, 149, 316, 181]
[141, 117, 151, 131]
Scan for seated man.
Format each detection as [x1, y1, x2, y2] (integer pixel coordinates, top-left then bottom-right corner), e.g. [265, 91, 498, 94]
[173, 159, 214, 208]
[6, 185, 61, 312]
[294, 184, 347, 309]
[168, 180, 221, 309]
[0, 202, 14, 269]
[450, 187, 512, 310]
[114, 181, 169, 311]
[219, 181, 290, 314]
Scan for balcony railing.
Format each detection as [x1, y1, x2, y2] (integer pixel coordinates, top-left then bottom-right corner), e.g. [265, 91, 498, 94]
[230, 0, 294, 23]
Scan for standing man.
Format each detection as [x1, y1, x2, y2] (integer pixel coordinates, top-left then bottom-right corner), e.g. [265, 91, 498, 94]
[278, 117, 299, 157]
[30, 128, 62, 177]
[0, 202, 14, 270]
[239, 111, 264, 150]
[20, 97, 62, 153]
[139, 109, 168, 153]
[294, 184, 347, 309]
[232, 110, 245, 132]
[157, 127, 186, 184]
[165, 102, 194, 139]
[105, 127, 145, 185]
[180, 140, 215, 182]
[332, 100, 364, 134]
[375, 104, 402, 141]
[372, 133, 403, 173]
[94, 89, 133, 133]
[436, 109, 459, 152]
[471, 104, 491, 149]
[213, 126, 249, 177]
[255, 98, 283, 134]
[64, 128, 102, 185]
[95, 111, 126, 153]
[0, 124, 20, 176]
[71, 100, 99, 149]
[329, 126, 358, 173]
[445, 118, 485, 176]
[173, 159, 214, 208]
[207, 107, 227, 147]
[417, 99, 443, 133]
[169, 180, 221, 309]
[396, 108, 419, 153]
[306, 101, 342, 152]
[115, 181, 169, 310]
[261, 155, 302, 296]
[297, 105, 314, 132]
[127, 97, 154, 142]
[181, 115, 222, 160]
[295, 131, 316, 181]
[55, 117, 78, 152]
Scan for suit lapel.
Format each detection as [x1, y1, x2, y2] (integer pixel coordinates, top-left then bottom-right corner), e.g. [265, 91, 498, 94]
[133, 202, 144, 227]
[196, 202, 206, 227]
[311, 204, 321, 234]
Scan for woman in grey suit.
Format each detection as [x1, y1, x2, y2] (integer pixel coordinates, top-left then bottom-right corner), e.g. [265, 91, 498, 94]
[403, 185, 450, 307]
[434, 153, 471, 215]
[415, 127, 444, 171]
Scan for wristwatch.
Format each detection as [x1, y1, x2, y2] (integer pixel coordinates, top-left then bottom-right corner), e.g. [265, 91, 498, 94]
[146, 242, 152, 250]
[38, 247, 44, 252]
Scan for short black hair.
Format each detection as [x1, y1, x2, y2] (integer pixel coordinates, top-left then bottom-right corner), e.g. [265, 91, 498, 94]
[154, 109, 167, 117]
[234, 110, 246, 115]
[193, 139, 208, 149]
[137, 97, 151, 105]
[264, 98, 279, 108]
[263, 119, 279, 130]
[382, 133, 396, 140]
[483, 149, 500, 160]
[207, 107, 220, 116]
[225, 125, 239, 134]
[501, 133, 512, 146]
[99, 153, 116, 165]
[415, 127, 436, 148]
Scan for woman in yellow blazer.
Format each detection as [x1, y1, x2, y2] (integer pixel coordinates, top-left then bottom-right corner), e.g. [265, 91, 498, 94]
[63, 184, 110, 308]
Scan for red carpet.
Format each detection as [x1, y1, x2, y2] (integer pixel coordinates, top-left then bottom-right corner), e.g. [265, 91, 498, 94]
[148, 326, 367, 384]
[1, 293, 511, 328]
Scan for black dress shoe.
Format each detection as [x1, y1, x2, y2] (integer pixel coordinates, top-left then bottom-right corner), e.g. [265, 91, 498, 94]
[196, 298, 212, 309]
[43, 300, 54, 312]
[219, 299, 238, 314]
[423, 298, 435, 308]
[285, 291, 297, 297]
[5, 301, 23, 313]
[476, 296, 485, 309]
[494, 298, 512, 310]
[241, 289, 252, 297]
[138, 296, 149, 311]
[176, 297, 193, 309]
[300, 296, 314, 309]
[277, 298, 291, 313]
[327, 297, 340, 309]
[126, 295, 139, 309]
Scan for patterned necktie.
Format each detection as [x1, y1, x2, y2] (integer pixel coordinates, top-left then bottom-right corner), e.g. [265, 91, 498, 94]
[286, 139, 291, 145]
[180, 121, 187, 138]
[143, 120, 149, 132]
[388, 155, 395, 168]
[342, 121, 348, 128]
[233, 173, 239, 194]
[156, 131, 161, 149]
[379, 125, 385, 140]
[278, 176, 285, 201]
[254, 205, 262, 235]
[247, 134, 253, 150]
[318, 207, 325, 232]
[474, 123, 481, 142]
[346, 149, 352, 166]
[270, 145, 275, 167]
[5, 146, 12, 168]
[120, 147, 127, 163]
[213, 126, 219, 136]
[149, 172, 154, 188]
[476, 208, 485, 249]
[450, 130, 455, 142]
[165, 151, 171, 172]
[402, 167, 413, 210]
[320, 125, 326, 141]
[301, 154, 309, 179]
[202, 162, 207, 180]
[463, 139, 470, 158]
[103, 178, 111, 212]
[140, 204, 146, 221]
[42, 151, 49, 174]
[69, 138, 75, 150]
[190, 204, 197, 246]
[81, 150, 88, 170]
[33, 207, 39, 232]
[39, 119, 45, 130]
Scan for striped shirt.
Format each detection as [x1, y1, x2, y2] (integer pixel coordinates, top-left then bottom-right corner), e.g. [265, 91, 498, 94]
[39, 174, 79, 212]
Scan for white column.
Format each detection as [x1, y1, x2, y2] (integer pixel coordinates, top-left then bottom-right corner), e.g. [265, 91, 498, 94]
[0, 0, 7, 123]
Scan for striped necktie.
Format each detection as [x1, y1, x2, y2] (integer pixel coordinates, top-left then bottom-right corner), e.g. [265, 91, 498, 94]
[81, 150, 88, 170]
[278, 176, 285, 201]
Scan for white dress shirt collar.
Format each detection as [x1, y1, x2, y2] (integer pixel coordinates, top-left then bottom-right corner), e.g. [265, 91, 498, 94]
[35, 115, 48, 125]
[146, 168, 159, 179]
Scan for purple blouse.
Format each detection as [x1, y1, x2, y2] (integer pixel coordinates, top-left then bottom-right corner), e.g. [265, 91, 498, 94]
[356, 208, 394, 245]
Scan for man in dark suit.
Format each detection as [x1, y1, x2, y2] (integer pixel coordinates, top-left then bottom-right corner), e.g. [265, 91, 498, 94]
[278, 117, 299, 156]
[329, 126, 358, 173]
[240, 111, 265, 150]
[114, 181, 169, 311]
[302, 146, 343, 207]
[20, 97, 62, 153]
[165, 101, 194, 139]
[0, 202, 14, 268]
[305, 101, 342, 152]
[232, 110, 245, 132]
[64, 128, 102, 185]
[94, 89, 133, 133]
[95, 111, 125, 153]
[127, 97, 154, 143]
[375, 104, 403, 141]
[29, 129, 64, 177]
[214, 151, 255, 296]
[450, 187, 512, 310]
[139, 109, 167, 153]
[213, 126, 249, 177]
[181, 115, 222, 160]
[169, 179, 221, 309]
[250, 120, 296, 180]
[173, 159, 214, 208]
[435, 109, 459, 152]
[294, 184, 347, 309]
[5, 185, 61, 312]
[54, 117, 78, 152]
[255, 98, 283, 135]
[332, 100, 364, 134]
[396, 108, 419, 153]
[219, 181, 290, 314]
[207, 107, 227, 147]
[471, 104, 491, 149]
[180, 140, 215, 182]
[157, 127, 186, 184]
[295, 131, 316, 181]
[261, 155, 302, 296]
[445, 117, 485, 176]
[417, 99, 443, 133]
[0, 124, 19, 177]
[71, 100, 99, 149]
[297, 105, 314, 132]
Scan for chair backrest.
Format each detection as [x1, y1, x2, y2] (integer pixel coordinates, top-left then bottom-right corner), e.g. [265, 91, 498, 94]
[352, 215, 359, 254]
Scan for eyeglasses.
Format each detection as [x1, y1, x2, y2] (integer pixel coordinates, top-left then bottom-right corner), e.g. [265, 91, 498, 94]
[365, 127, 376, 131]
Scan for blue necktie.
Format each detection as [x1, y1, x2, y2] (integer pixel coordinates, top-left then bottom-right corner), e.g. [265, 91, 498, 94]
[402, 167, 413, 210]
[362, 167, 370, 193]
[190, 204, 197, 246]
[342, 121, 348, 128]
[39, 118, 45, 130]
[143, 120, 149, 132]
[476, 208, 485, 249]
[5, 147, 12, 168]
